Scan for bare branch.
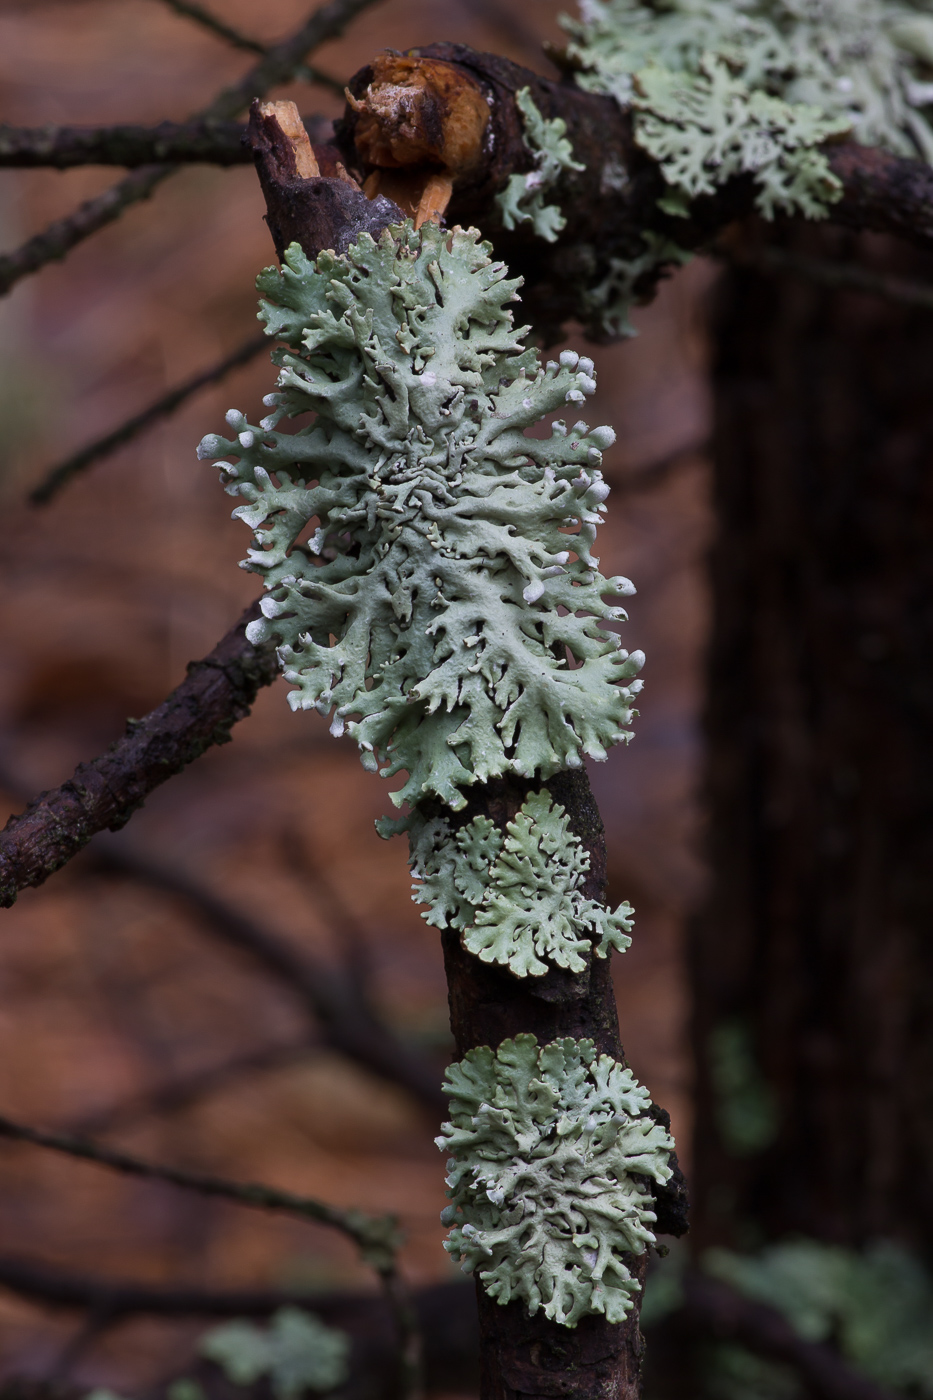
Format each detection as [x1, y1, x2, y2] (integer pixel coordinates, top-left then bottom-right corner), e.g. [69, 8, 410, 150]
[0, 164, 176, 298]
[29, 333, 268, 506]
[66, 1037, 319, 1137]
[0, 1255, 477, 1396]
[0, 1110, 400, 1264]
[0, 0, 385, 299]
[90, 840, 448, 1117]
[156, 2, 346, 96]
[0, 117, 334, 169]
[158, 0, 267, 56]
[681, 1270, 901, 1400]
[0, 602, 278, 907]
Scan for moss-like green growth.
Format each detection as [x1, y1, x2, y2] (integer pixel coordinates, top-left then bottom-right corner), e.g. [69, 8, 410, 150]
[199, 221, 643, 811]
[438, 1034, 674, 1325]
[409, 789, 633, 976]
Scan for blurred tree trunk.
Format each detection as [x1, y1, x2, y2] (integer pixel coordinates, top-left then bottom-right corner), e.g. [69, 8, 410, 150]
[689, 224, 933, 1253]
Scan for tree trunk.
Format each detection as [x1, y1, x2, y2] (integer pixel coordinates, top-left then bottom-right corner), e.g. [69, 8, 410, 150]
[690, 223, 933, 1252]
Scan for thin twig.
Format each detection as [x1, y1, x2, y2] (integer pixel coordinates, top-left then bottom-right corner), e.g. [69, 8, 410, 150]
[89, 839, 447, 1117]
[0, 601, 278, 907]
[0, 1112, 420, 1394]
[65, 1037, 319, 1137]
[0, 165, 176, 297]
[0, 0, 383, 298]
[717, 241, 933, 311]
[29, 332, 268, 506]
[0, 118, 333, 169]
[0, 1111, 400, 1266]
[159, 0, 267, 55]
[157, 1, 346, 96]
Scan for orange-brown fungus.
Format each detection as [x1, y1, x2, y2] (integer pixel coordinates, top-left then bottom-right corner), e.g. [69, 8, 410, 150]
[348, 53, 489, 182]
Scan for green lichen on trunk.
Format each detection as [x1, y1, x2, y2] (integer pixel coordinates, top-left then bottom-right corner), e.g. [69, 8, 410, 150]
[437, 1034, 674, 1326]
[407, 789, 633, 976]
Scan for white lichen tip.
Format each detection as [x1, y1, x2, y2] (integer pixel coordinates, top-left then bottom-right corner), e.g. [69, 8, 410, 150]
[437, 1034, 675, 1327]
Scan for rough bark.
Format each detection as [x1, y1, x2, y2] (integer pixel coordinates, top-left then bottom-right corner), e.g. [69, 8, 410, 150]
[0, 602, 278, 907]
[690, 222, 933, 1252]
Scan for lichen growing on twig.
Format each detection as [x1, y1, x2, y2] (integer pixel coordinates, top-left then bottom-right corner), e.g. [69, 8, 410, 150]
[437, 1034, 674, 1325]
[408, 790, 633, 976]
[495, 87, 585, 242]
[199, 220, 643, 811]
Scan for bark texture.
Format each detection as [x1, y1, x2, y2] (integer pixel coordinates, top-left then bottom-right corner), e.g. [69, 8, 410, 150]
[691, 223, 933, 1251]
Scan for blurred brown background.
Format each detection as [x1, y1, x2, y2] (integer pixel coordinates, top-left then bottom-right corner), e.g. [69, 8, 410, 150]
[0, 0, 715, 1390]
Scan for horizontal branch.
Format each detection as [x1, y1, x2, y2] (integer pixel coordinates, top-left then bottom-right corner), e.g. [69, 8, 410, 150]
[30, 332, 268, 505]
[0, 602, 278, 907]
[0, 1256, 478, 1393]
[0, 1111, 400, 1267]
[0, 116, 337, 169]
[0, 0, 382, 298]
[682, 1270, 900, 1400]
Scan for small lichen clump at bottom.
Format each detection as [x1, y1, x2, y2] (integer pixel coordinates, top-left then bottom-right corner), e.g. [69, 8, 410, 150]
[438, 1034, 674, 1326]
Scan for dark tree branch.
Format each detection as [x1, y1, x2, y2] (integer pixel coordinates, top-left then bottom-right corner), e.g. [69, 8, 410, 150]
[0, 117, 333, 169]
[66, 1036, 320, 1137]
[29, 333, 269, 506]
[89, 840, 447, 1117]
[0, 164, 176, 298]
[0, 1256, 901, 1400]
[0, 602, 278, 907]
[157, 1, 346, 96]
[0, 1110, 400, 1264]
[681, 1270, 901, 1400]
[0, 0, 384, 299]
[336, 44, 933, 338]
[0, 1258, 480, 1397]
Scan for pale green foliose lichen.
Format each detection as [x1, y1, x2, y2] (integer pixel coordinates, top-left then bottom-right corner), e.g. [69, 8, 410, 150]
[564, 0, 933, 208]
[558, 0, 933, 336]
[437, 1034, 674, 1326]
[582, 230, 694, 338]
[408, 789, 633, 975]
[199, 221, 643, 812]
[495, 87, 585, 241]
